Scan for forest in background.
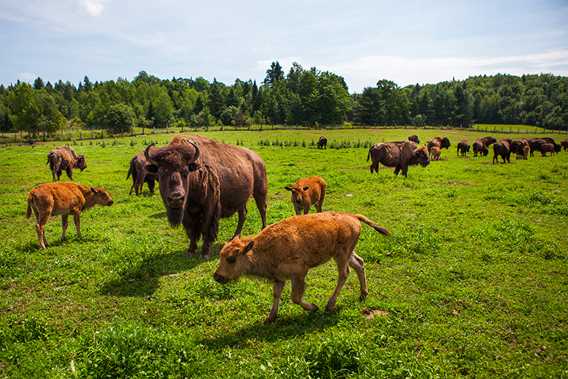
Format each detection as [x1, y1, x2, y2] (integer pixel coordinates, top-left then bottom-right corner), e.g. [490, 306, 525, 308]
[0, 61, 567, 138]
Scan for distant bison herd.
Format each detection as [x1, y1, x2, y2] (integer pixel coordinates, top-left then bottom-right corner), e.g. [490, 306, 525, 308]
[24, 133, 568, 321]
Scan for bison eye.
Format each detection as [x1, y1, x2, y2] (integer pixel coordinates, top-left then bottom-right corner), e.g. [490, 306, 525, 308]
[227, 255, 236, 264]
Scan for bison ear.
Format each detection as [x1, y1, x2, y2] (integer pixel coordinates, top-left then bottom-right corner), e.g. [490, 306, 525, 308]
[302, 185, 310, 191]
[242, 240, 254, 254]
[284, 186, 293, 191]
[90, 187, 97, 193]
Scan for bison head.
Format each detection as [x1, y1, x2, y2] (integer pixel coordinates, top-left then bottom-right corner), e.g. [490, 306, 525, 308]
[90, 187, 113, 206]
[413, 146, 430, 167]
[76, 155, 87, 171]
[441, 137, 451, 149]
[144, 140, 200, 226]
[408, 135, 420, 144]
[481, 136, 497, 146]
[214, 237, 254, 284]
[285, 184, 310, 215]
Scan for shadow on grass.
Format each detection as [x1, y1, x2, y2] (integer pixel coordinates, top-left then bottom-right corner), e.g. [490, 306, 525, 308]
[200, 311, 340, 349]
[149, 211, 167, 219]
[100, 243, 224, 297]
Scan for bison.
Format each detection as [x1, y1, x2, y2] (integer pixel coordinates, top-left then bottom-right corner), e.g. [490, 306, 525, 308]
[127, 151, 158, 195]
[540, 143, 556, 156]
[427, 136, 451, 151]
[213, 212, 390, 322]
[26, 183, 113, 249]
[430, 146, 441, 161]
[317, 136, 327, 149]
[527, 138, 546, 157]
[408, 135, 420, 144]
[457, 140, 470, 157]
[480, 136, 497, 146]
[144, 135, 268, 259]
[511, 139, 530, 160]
[47, 146, 86, 181]
[472, 140, 489, 157]
[561, 139, 568, 152]
[492, 139, 512, 164]
[285, 176, 326, 215]
[367, 141, 429, 177]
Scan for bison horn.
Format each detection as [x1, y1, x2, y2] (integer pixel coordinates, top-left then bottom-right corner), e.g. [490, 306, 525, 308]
[144, 143, 156, 162]
[187, 140, 200, 162]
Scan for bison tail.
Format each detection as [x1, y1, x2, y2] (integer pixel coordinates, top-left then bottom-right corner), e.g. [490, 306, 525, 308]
[366, 147, 372, 162]
[126, 157, 136, 180]
[354, 214, 390, 236]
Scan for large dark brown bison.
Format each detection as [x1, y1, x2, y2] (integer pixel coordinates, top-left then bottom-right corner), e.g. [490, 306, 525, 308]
[367, 141, 429, 177]
[540, 143, 557, 156]
[527, 138, 547, 157]
[127, 152, 159, 195]
[144, 135, 268, 259]
[47, 146, 86, 181]
[511, 139, 530, 160]
[457, 140, 470, 156]
[317, 136, 327, 149]
[492, 139, 512, 164]
[408, 135, 420, 144]
[472, 140, 488, 157]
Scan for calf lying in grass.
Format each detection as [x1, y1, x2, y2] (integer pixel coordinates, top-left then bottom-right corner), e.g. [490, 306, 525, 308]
[26, 183, 113, 249]
[213, 212, 390, 323]
[285, 176, 326, 215]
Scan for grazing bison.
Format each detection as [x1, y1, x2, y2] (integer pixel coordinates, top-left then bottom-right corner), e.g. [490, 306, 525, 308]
[427, 136, 451, 150]
[472, 140, 489, 157]
[480, 136, 497, 146]
[561, 140, 568, 152]
[144, 135, 268, 259]
[213, 212, 390, 322]
[492, 139, 512, 164]
[540, 143, 556, 156]
[285, 176, 326, 215]
[127, 151, 158, 195]
[511, 139, 530, 160]
[317, 136, 327, 149]
[47, 146, 86, 181]
[26, 183, 113, 249]
[457, 140, 470, 156]
[367, 141, 429, 177]
[408, 135, 420, 144]
[527, 138, 546, 157]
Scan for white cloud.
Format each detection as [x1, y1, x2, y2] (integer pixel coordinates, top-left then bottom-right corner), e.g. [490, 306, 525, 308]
[81, 0, 105, 16]
[17, 72, 38, 83]
[324, 49, 568, 91]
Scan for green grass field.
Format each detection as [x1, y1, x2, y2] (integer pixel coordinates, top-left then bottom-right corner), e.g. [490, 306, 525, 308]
[1, 128, 568, 377]
[471, 123, 550, 133]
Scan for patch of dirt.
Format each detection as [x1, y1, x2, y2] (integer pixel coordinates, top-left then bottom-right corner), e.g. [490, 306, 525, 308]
[362, 308, 389, 319]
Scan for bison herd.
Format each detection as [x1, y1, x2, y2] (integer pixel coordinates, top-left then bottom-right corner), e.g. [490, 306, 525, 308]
[24, 132, 567, 322]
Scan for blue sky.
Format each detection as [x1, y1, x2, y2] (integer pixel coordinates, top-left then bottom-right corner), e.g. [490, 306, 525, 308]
[1, 0, 567, 91]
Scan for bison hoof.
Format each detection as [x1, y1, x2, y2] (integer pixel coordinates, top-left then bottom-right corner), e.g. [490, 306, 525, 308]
[325, 304, 336, 313]
[359, 292, 368, 301]
[264, 315, 277, 324]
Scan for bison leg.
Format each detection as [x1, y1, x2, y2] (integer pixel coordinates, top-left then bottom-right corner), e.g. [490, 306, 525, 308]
[291, 274, 318, 312]
[147, 178, 156, 194]
[201, 239, 213, 260]
[266, 280, 285, 323]
[394, 166, 400, 176]
[316, 188, 325, 213]
[326, 255, 350, 312]
[65, 167, 73, 180]
[73, 211, 81, 239]
[36, 211, 50, 249]
[61, 215, 68, 241]
[349, 253, 368, 300]
[402, 166, 409, 177]
[232, 206, 247, 239]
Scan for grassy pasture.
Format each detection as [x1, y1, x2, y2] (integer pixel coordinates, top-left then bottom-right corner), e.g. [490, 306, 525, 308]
[1, 128, 568, 377]
[471, 123, 551, 133]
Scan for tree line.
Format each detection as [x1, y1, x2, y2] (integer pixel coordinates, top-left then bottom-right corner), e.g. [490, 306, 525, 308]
[0, 61, 567, 137]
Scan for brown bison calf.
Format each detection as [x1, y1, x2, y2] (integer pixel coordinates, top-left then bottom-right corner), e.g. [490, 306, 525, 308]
[26, 183, 113, 249]
[47, 146, 86, 181]
[214, 212, 390, 322]
[457, 140, 470, 156]
[285, 176, 326, 215]
[127, 152, 158, 195]
[430, 146, 441, 160]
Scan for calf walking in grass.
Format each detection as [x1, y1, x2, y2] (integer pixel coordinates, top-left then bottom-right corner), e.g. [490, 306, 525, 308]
[26, 183, 113, 249]
[285, 176, 326, 215]
[214, 212, 390, 323]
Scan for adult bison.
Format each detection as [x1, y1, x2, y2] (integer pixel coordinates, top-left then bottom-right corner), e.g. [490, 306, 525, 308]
[527, 138, 546, 157]
[144, 135, 268, 259]
[127, 151, 158, 195]
[473, 136, 496, 157]
[511, 139, 530, 160]
[408, 135, 420, 144]
[427, 136, 450, 159]
[561, 139, 568, 152]
[317, 136, 327, 149]
[492, 139, 512, 164]
[367, 141, 429, 177]
[540, 143, 556, 156]
[457, 140, 470, 156]
[47, 146, 86, 181]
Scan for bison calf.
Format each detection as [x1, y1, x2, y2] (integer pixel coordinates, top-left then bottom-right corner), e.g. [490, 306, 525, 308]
[285, 176, 326, 215]
[26, 183, 113, 249]
[540, 143, 556, 156]
[430, 146, 441, 161]
[47, 146, 86, 181]
[214, 212, 389, 322]
[457, 140, 470, 157]
[127, 152, 158, 195]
